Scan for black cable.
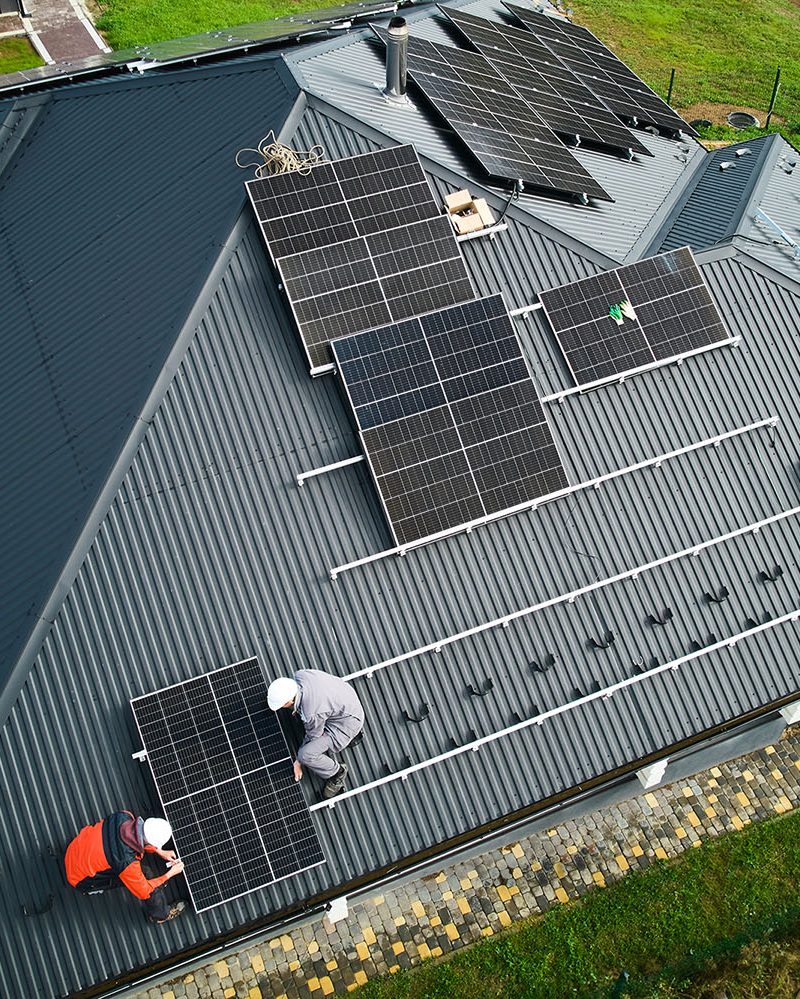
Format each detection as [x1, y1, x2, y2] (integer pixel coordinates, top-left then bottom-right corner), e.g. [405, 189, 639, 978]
[497, 178, 524, 225]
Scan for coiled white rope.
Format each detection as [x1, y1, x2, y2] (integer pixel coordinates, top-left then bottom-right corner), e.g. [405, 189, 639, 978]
[235, 131, 326, 178]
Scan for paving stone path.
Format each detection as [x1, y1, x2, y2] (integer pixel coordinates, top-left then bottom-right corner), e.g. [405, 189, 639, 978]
[136, 728, 800, 999]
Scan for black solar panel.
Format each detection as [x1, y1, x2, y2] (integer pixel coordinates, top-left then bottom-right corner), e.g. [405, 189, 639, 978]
[332, 296, 569, 545]
[372, 27, 612, 203]
[539, 247, 730, 386]
[504, 5, 697, 138]
[441, 7, 651, 159]
[246, 145, 474, 369]
[131, 658, 324, 912]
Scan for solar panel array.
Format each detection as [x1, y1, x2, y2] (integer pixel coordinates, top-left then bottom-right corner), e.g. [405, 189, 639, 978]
[441, 7, 651, 159]
[332, 295, 569, 545]
[539, 247, 730, 386]
[504, 4, 697, 138]
[131, 658, 324, 912]
[372, 27, 612, 203]
[245, 145, 474, 369]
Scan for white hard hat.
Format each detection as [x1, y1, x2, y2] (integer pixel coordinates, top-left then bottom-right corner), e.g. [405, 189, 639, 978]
[143, 817, 173, 849]
[267, 676, 298, 711]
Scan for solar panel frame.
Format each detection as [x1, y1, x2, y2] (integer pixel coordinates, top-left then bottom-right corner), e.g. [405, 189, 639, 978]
[540, 247, 732, 387]
[440, 6, 652, 159]
[332, 296, 569, 546]
[503, 4, 698, 138]
[131, 658, 325, 912]
[246, 145, 475, 370]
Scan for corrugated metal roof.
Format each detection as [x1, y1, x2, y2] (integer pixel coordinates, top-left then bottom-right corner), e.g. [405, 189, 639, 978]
[286, 0, 705, 262]
[739, 136, 800, 278]
[0, 55, 298, 701]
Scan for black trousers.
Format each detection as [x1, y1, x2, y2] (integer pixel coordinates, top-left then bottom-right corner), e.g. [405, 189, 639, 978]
[74, 872, 170, 922]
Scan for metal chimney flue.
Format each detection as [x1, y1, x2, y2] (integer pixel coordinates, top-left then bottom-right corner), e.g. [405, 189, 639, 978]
[384, 17, 408, 101]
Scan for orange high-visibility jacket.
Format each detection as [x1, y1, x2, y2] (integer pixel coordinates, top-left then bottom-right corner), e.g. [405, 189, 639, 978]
[65, 812, 169, 900]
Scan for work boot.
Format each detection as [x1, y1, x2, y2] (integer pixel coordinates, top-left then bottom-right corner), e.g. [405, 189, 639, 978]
[154, 901, 186, 924]
[322, 763, 348, 799]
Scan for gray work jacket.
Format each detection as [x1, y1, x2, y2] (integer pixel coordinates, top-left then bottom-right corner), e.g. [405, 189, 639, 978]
[294, 669, 365, 750]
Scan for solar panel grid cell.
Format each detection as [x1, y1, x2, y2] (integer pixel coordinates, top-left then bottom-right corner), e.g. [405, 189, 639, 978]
[130, 659, 324, 912]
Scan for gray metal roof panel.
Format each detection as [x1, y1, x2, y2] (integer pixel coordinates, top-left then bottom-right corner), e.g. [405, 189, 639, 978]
[739, 136, 800, 278]
[0, 56, 298, 699]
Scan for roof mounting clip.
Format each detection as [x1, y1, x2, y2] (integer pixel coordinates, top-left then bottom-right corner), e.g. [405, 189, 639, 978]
[631, 654, 645, 675]
[131, 748, 148, 762]
[589, 629, 615, 650]
[402, 702, 430, 724]
[704, 585, 730, 604]
[467, 677, 494, 697]
[759, 565, 783, 583]
[530, 652, 556, 673]
[745, 611, 772, 628]
[646, 608, 673, 627]
[689, 634, 718, 652]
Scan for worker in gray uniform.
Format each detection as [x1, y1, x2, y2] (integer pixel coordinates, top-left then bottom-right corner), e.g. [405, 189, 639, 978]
[267, 669, 365, 799]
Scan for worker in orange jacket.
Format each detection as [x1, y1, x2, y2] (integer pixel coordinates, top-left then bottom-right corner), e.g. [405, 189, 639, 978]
[65, 812, 185, 923]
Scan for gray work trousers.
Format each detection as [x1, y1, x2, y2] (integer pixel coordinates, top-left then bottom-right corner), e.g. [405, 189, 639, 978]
[297, 722, 361, 779]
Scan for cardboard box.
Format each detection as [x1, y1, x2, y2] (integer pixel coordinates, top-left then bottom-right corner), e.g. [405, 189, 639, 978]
[452, 210, 484, 235]
[444, 189, 474, 213]
[444, 188, 490, 235]
[473, 198, 496, 228]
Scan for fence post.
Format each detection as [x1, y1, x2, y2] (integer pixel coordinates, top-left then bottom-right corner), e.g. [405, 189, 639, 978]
[766, 66, 781, 128]
[667, 68, 676, 105]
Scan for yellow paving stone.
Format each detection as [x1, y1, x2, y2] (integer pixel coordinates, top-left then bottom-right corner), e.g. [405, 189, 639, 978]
[705, 807, 717, 819]
[460, 878, 472, 891]
[389, 965, 400, 974]
[467, 870, 478, 880]
[707, 793, 718, 803]
[411, 900, 426, 919]
[772, 769, 783, 780]
[320, 976, 335, 994]
[394, 916, 406, 927]
[766, 744, 775, 754]
[249, 988, 262, 999]
[731, 815, 744, 831]
[683, 787, 693, 797]
[498, 911, 512, 927]
[445, 923, 460, 941]
[512, 866, 523, 878]
[275, 995, 288, 999]
[616, 854, 630, 871]
[645, 793, 658, 807]
[796, 759, 800, 770]
[566, 844, 578, 855]
[481, 926, 494, 937]
[553, 862, 567, 879]
[363, 927, 377, 946]
[530, 860, 542, 871]
[509, 885, 520, 896]
[435, 872, 447, 883]
[457, 897, 471, 915]
[742, 770, 754, 782]
[288, 960, 301, 973]
[347, 986, 358, 993]
[430, 916, 442, 927]
[655, 847, 668, 860]
[442, 890, 454, 901]
[430, 947, 444, 957]
[497, 885, 512, 903]
[355, 943, 370, 961]
[325, 959, 338, 971]
[774, 796, 792, 814]
[214, 962, 228, 979]
[592, 871, 606, 887]
[707, 778, 719, 788]
[307, 978, 321, 992]
[555, 887, 569, 903]
[392, 942, 405, 956]
[372, 895, 385, 906]
[675, 827, 687, 839]
[687, 811, 701, 828]
[631, 844, 644, 857]
[224, 989, 236, 998]
[269, 938, 282, 950]
[182, 976, 194, 985]
[418, 943, 432, 960]
[354, 970, 368, 986]
[736, 792, 750, 808]
[692, 840, 702, 848]
[280, 935, 294, 952]
[711, 767, 722, 777]
[547, 828, 557, 837]
[251, 954, 265, 975]
[164, 992, 176, 999]
[512, 843, 525, 859]
[308, 941, 320, 955]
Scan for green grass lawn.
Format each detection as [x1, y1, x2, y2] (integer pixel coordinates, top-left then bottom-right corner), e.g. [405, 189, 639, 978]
[0, 35, 45, 75]
[356, 811, 800, 998]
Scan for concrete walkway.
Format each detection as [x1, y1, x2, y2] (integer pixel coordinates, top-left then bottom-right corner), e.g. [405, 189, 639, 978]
[132, 727, 800, 999]
[21, 0, 109, 65]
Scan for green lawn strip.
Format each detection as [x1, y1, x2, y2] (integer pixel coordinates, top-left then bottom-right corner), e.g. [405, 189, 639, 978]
[357, 811, 800, 999]
[571, 0, 800, 134]
[0, 35, 45, 75]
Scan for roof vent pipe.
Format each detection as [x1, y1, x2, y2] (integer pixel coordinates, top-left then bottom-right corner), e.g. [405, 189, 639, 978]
[384, 17, 408, 102]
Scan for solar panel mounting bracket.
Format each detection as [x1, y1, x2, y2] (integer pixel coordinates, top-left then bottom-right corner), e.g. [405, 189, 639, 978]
[455, 221, 509, 243]
[132, 748, 148, 762]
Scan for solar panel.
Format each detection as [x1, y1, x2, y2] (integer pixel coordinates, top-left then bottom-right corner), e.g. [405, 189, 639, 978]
[332, 295, 569, 545]
[440, 7, 651, 159]
[371, 27, 612, 203]
[539, 247, 731, 386]
[504, 4, 697, 138]
[245, 145, 474, 369]
[131, 658, 325, 912]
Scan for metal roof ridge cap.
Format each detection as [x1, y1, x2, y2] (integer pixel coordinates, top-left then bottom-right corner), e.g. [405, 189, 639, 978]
[723, 243, 800, 298]
[0, 96, 50, 184]
[296, 94, 617, 269]
[0, 208, 252, 731]
[733, 132, 788, 237]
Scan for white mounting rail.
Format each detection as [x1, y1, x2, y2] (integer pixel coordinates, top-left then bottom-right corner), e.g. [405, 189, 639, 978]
[310, 608, 800, 813]
[540, 337, 741, 404]
[297, 454, 365, 488]
[328, 415, 778, 580]
[344, 500, 800, 682]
